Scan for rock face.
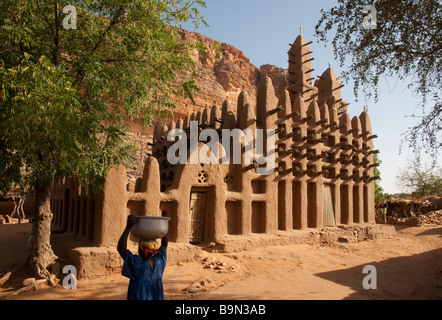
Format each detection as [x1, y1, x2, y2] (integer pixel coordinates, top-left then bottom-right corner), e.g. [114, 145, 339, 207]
[259, 64, 288, 98]
[128, 30, 287, 132]
[126, 30, 287, 184]
[173, 30, 262, 116]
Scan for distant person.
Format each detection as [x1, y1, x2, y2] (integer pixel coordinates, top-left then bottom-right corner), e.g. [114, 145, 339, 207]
[376, 200, 388, 224]
[117, 212, 169, 300]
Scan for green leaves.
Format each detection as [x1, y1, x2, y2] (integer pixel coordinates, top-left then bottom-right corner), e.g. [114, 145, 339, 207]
[396, 158, 442, 197]
[315, 0, 442, 157]
[0, 0, 207, 193]
[373, 154, 392, 201]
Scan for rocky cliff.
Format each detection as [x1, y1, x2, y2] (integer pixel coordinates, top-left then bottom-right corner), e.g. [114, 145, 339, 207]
[174, 29, 288, 116]
[126, 29, 287, 186]
[127, 29, 287, 134]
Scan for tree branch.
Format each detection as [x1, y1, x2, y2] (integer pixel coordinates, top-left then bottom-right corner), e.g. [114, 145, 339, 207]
[53, 3, 60, 66]
[91, 6, 125, 54]
[36, 0, 55, 38]
[76, 6, 125, 86]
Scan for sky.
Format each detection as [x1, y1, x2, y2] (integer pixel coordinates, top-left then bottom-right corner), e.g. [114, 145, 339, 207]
[182, 0, 440, 195]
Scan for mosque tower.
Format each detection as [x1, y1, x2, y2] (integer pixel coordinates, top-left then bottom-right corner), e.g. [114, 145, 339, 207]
[287, 28, 318, 105]
[315, 64, 350, 114]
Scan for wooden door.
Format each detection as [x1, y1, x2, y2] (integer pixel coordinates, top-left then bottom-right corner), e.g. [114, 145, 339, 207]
[323, 185, 336, 227]
[189, 191, 207, 243]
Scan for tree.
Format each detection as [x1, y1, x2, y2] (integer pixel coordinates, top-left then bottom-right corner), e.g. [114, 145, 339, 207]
[373, 154, 392, 202]
[0, 0, 206, 284]
[396, 158, 442, 197]
[315, 0, 442, 158]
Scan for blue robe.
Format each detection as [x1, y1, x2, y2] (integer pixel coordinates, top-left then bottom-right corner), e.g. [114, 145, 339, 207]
[122, 247, 167, 300]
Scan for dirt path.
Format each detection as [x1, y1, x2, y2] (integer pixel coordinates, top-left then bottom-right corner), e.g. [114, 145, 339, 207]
[1, 223, 441, 300]
[194, 227, 442, 300]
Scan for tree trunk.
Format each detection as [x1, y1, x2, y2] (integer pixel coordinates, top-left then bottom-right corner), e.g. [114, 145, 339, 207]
[29, 184, 58, 286]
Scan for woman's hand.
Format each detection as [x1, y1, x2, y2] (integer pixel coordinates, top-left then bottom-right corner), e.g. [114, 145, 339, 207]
[118, 215, 138, 260]
[127, 215, 138, 229]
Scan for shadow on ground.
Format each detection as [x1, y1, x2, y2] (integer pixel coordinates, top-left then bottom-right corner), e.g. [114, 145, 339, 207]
[315, 248, 442, 300]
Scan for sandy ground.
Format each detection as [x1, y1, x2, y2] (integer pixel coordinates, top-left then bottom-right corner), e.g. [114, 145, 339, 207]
[0, 222, 441, 300]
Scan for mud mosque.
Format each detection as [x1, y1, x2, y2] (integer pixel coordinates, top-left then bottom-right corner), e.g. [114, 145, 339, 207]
[49, 32, 381, 278]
